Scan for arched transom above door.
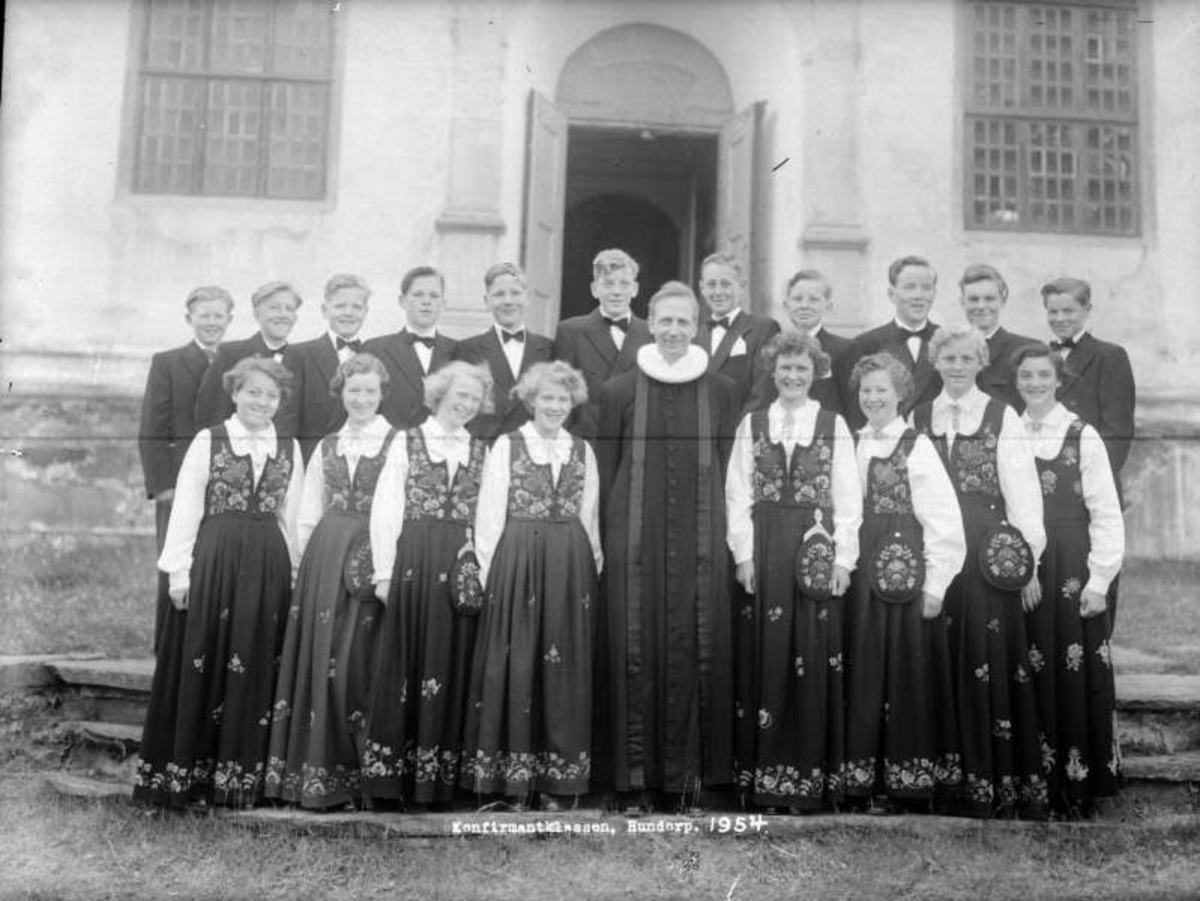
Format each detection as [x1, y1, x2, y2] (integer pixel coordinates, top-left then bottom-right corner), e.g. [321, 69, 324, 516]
[555, 23, 735, 129]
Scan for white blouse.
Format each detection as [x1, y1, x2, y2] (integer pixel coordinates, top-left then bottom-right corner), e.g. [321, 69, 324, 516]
[924, 386, 1047, 561]
[296, 415, 393, 558]
[369, 417, 476, 584]
[856, 417, 967, 600]
[1023, 402, 1125, 594]
[473, 422, 603, 584]
[157, 417, 304, 593]
[726, 400, 862, 570]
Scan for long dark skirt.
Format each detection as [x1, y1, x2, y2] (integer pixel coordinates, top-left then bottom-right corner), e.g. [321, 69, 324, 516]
[843, 569, 961, 803]
[734, 504, 844, 810]
[264, 512, 382, 808]
[360, 519, 475, 804]
[460, 518, 598, 798]
[1025, 521, 1120, 812]
[945, 501, 1048, 818]
[133, 513, 291, 808]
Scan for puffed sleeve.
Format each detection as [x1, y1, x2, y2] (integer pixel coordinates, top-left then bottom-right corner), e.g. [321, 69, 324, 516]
[1079, 423, 1125, 594]
[296, 441, 326, 560]
[996, 406, 1047, 561]
[369, 431, 409, 584]
[831, 415, 863, 571]
[724, 413, 756, 565]
[581, 441, 604, 574]
[473, 436, 512, 584]
[908, 434, 967, 600]
[157, 429, 212, 594]
[277, 440, 305, 581]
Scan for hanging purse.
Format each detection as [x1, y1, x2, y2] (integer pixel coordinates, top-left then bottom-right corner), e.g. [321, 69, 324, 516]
[794, 509, 835, 602]
[866, 528, 925, 604]
[448, 535, 484, 616]
[978, 520, 1034, 591]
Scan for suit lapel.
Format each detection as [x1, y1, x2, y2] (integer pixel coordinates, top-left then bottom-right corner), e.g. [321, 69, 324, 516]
[386, 334, 425, 395]
[711, 314, 751, 371]
[484, 331, 518, 408]
[1060, 333, 1099, 394]
[431, 335, 455, 373]
[582, 310, 620, 368]
[314, 336, 339, 387]
[181, 343, 209, 382]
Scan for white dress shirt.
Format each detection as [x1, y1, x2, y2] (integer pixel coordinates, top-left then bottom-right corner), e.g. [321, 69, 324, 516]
[1023, 402, 1124, 594]
[296, 414, 392, 558]
[726, 400, 862, 570]
[606, 314, 631, 351]
[494, 323, 526, 379]
[369, 417, 475, 584]
[158, 416, 304, 593]
[924, 386, 1046, 560]
[709, 308, 741, 354]
[328, 330, 359, 365]
[403, 326, 438, 373]
[856, 416, 966, 600]
[895, 317, 930, 363]
[473, 422, 603, 584]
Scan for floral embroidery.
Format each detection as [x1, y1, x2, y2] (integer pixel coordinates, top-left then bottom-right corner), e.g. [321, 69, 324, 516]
[1065, 643, 1084, 672]
[758, 709, 774, 729]
[993, 719, 1012, 741]
[735, 701, 744, 719]
[1096, 641, 1112, 668]
[507, 433, 587, 520]
[1014, 664, 1030, 684]
[463, 749, 590, 791]
[817, 607, 829, 624]
[748, 409, 835, 507]
[420, 677, 441, 700]
[227, 654, 246, 674]
[1065, 747, 1090, 782]
[1040, 734, 1055, 773]
[974, 663, 990, 682]
[987, 617, 1001, 634]
[1061, 577, 1082, 599]
[767, 606, 783, 622]
[204, 426, 293, 518]
[740, 604, 754, 620]
[543, 644, 562, 664]
[736, 764, 837, 802]
[320, 430, 395, 516]
[947, 413, 1001, 498]
[192, 655, 205, 672]
[828, 652, 843, 673]
[404, 428, 485, 523]
[1039, 468, 1058, 496]
[794, 655, 805, 677]
[1028, 646, 1045, 672]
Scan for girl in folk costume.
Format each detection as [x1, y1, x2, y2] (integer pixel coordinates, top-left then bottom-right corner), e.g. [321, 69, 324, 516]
[725, 330, 862, 812]
[912, 326, 1048, 818]
[265, 354, 396, 809]
[460, 362, 603, 810]
[1015, 344, 1124, 816]
[844, 353, 966, 811]
[135, 357, 302, 808]
[360, 361, 492, 807]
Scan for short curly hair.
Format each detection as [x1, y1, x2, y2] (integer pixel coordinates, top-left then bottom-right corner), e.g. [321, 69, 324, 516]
[222, 355, 294, 403]
[928, 325, 989, 367]
[850, 352, 914, 405]
[328, 352, 390, 399]
[423, 361, 495, 415]
[759, 330, 831, 379]
[1011, 342, 1066, 381]
[512, 361, 589, 412]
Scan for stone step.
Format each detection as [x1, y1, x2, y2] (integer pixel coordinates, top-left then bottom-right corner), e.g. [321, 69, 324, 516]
[44, 772, 130, 801]
[0, 653, 103, 693]
[47, 658, 155, 694]
[58, 720, 143, 747]
[1123, 751, 1200, 783]
[1115, 675, 1200, 711]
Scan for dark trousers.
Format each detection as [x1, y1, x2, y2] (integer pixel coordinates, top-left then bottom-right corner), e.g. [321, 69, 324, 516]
[154, 499, 173, 654]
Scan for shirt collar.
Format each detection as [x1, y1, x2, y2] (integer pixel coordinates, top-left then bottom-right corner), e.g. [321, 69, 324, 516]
[404, 325, 438, 339]
[893, 317, 929, 334]
[260, 333, 287, 351]
[636, 344, 709, 383]
[493, 322, 526, 340]
[806, 324, 825, 339]
[1023, 401, 1069, 429]
[339, 414, 390, 440]
[225, 415, 278, 454]
[934, 385, 986, 410]
[328, 330, 361, 347]
[194, 339, 218, 353]
[858, 415, 906, 438]
[422, 415, 469, 442]
[981, 326, 1001, 341]
[712, 307, 742, 324]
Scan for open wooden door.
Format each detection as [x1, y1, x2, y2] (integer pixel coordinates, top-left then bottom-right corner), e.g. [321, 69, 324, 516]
[521, 91, 569, 336]
[717, 101, 764, 309]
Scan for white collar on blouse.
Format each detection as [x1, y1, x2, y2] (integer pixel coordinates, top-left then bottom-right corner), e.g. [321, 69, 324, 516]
[224, 415, 279, 456]
[858, 415, 907, 439]
[1023, 401, 1070, 430]
[933, 384, 987, 412]
[636, 343, 708, 383]
[336, 414, 390, 456]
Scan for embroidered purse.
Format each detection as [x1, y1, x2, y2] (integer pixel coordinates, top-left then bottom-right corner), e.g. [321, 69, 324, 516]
[978, 521, 1034, 591]
[794, 509, 835, 602]
[449, 540, 484, 616]
[342, 531, 376, 599]
[867, 530, 925, 604]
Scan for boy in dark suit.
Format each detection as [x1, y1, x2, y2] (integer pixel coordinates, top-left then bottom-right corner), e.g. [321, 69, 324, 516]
[746, 268, 850, 413]
[695, 252, 780, 412]
[959, 263, 1038, 410]
[553, 248, 651, 440]
[455, 262, 554, 443]
[137, 285, 232, 650]
[364, 265, 457, 430]
[837, 255, 943, 430]
[193, 280, 301, 430]
[280, 273, 371, 461]
[1042, 276, 1136, 480]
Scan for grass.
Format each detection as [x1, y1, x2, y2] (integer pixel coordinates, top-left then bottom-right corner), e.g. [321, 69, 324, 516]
[2, 533, 1198, 673]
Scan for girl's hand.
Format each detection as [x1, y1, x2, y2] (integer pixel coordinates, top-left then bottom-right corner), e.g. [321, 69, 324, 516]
[735, 561, 755, 595]
[169, 587, 189, 611]
[920, 591, 943, 620]
[1021, 577, 1042, 612]
[831, 565, 851, 598]
[374, 580, 391, 604]
[1079, 587, 1107, 619]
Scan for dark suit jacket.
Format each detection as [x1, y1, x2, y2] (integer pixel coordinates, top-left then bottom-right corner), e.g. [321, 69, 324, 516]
[553, 309, 652, 440]
[979, 326, 1040, 411]
[138, 341, 211, 498]
[364, 331, 458, 431]
[456, 327, 555, 444]
[837, 321, 942, 431]
[279, 333, 346, 463]
[745, 326, 852, 415]
[1056, 332, 1136, 476]
[694, 309, 781, 412]
[194, 332, 300, 432]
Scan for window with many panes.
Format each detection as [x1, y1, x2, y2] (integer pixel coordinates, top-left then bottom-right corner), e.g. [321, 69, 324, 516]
[964, 1, 1139, 235]
[134, 0, 334, 200]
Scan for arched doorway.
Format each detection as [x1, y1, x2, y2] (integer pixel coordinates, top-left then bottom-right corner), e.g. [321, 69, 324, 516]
[521, 24, 762, 333]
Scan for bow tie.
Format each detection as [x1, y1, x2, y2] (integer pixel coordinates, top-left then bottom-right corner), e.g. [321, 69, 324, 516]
[406, 332, 436, 349]
[501, 329, 526, 344]
[201, 347, 217, 363]
[603, 316, 630, 332]
[899, 323, 934, 341]
[336, 337, 362, 352]
[1050, 337, 1077, 351]
[709, 316, 732, 330]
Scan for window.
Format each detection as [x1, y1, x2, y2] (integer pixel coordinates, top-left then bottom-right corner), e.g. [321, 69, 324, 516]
[964, 2, 1139, 235]
[133, 0, 334, 199]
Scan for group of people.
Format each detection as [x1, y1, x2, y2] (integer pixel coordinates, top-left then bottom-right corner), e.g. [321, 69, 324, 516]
[135, 249, 1135, 820]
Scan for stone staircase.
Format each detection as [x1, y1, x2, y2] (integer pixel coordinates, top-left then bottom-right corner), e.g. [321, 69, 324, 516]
[3, 655, 1198, 818]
